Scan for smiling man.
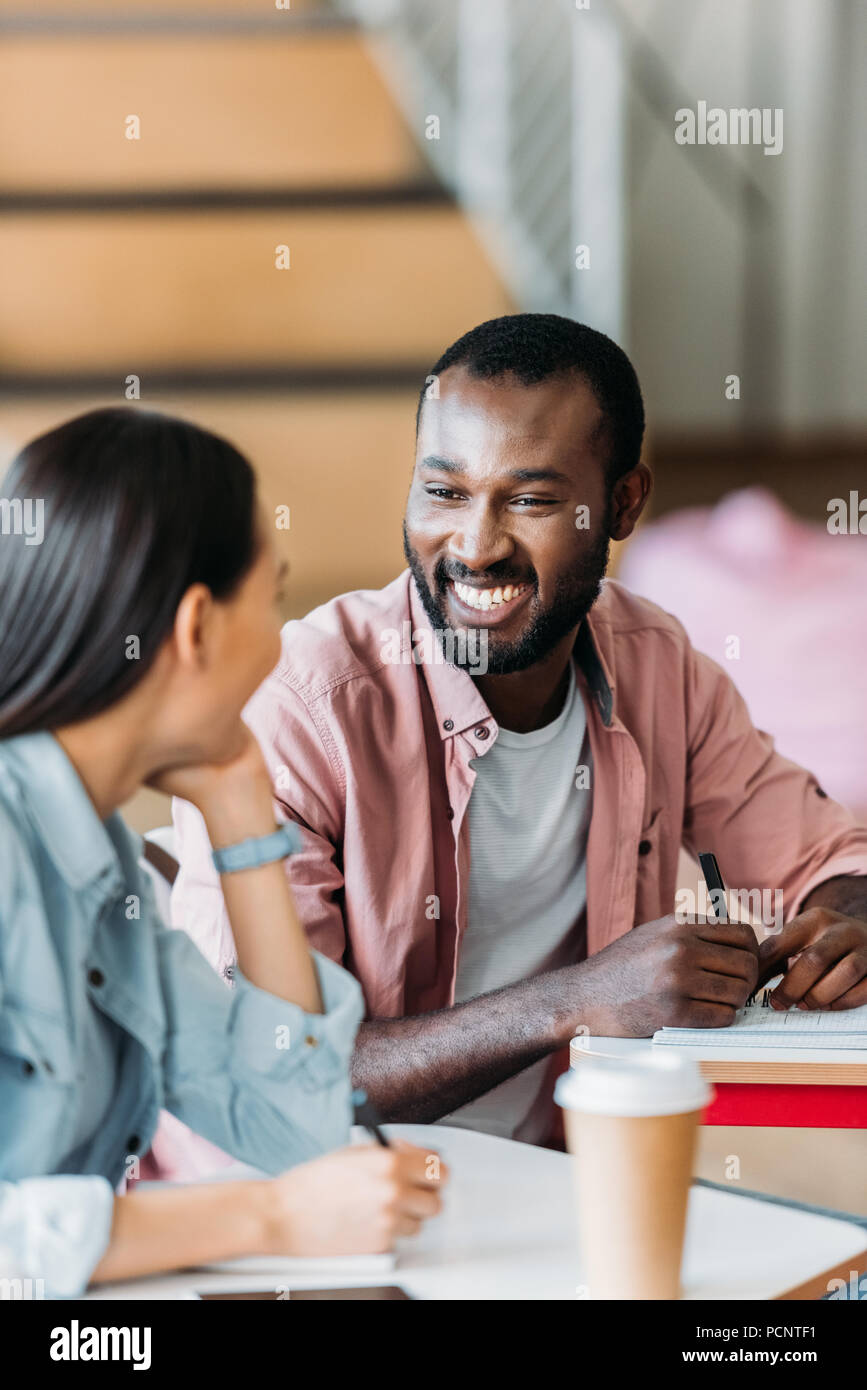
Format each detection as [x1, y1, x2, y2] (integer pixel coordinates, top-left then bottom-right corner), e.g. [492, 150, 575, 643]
[171, 314, 867, 1145]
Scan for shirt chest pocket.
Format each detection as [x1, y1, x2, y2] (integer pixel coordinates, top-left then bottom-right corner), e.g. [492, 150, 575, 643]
[0, 1001, 76, 1178]
[634, 807, 673, 924]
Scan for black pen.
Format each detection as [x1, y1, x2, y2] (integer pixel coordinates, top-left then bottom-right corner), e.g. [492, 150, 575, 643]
[698, 850, 728, 924]
[700, 850, 766, 1005]
[352, 1089, 392, 1147]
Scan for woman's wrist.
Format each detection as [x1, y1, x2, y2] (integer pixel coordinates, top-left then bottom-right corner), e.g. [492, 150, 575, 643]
[185, 1181, 277, 1264]
[200, 787, 278, 850]
[247, 1175, 299, 1258]
[240, 1179, 282, 1258]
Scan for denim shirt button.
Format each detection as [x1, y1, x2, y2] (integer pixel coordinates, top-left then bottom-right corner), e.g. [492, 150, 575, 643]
[22, 1060, 35, 1077]
[88, 967, 105, 987]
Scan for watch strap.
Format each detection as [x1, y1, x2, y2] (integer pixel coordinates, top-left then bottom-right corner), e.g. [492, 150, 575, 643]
[211, 822, 301, 875]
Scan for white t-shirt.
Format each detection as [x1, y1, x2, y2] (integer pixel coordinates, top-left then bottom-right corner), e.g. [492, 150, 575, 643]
[442, 660, 593, 1142]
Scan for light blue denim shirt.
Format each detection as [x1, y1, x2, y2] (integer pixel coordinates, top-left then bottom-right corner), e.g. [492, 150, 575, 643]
[0, 732, 364, 1297]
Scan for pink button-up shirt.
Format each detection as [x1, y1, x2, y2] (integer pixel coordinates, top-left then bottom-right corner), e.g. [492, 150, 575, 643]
[172, 571, 867, 1021]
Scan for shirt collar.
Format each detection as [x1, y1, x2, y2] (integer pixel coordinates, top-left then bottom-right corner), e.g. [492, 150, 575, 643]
[407, 575, 615, 736]
[2, 731, 126, 895]
[575, 601, 615, 726]
[408, 579, 491, 737]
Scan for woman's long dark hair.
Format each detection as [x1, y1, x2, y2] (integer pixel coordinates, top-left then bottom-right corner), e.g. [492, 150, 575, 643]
[0, 406, 258, 737]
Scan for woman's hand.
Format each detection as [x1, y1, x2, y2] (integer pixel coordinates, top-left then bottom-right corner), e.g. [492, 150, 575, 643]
[263, 1142, 449, 1257]
[150, 718, 322, 1010]
[91, 1144, 448, 1286]
[146, 723, 276, 846]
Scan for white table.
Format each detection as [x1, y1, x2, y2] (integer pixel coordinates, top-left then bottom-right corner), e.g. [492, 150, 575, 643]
[85, 1125, 867, 1301]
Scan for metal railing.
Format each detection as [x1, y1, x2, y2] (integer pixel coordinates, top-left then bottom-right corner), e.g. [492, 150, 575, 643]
[335, 0, 625, 338]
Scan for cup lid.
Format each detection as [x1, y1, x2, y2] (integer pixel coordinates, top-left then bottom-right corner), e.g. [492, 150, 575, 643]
[555, 1049, 712, 1117]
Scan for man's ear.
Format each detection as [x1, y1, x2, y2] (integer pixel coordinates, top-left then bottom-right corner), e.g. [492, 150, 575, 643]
[608, 463, 652, 542]
[173, 583, 214, 669]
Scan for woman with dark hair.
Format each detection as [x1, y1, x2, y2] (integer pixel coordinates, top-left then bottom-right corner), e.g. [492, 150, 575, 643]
[0, 407, 444, 1296]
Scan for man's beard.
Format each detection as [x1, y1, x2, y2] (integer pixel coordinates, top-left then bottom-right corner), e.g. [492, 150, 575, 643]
[402, 522, 610, 675]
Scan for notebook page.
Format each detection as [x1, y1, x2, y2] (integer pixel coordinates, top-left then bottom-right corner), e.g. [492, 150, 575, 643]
[653, 997, 867, 1049]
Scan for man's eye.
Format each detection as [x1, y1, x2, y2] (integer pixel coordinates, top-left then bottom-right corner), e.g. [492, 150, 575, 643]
[513, 496, 555, 508]
[425, 486, 462, 500]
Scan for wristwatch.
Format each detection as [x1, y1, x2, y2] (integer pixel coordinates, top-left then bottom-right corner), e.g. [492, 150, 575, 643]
[211, 822, 301, 875]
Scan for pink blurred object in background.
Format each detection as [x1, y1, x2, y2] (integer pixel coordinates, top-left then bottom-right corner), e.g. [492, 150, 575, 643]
[618, 487, 867, 822]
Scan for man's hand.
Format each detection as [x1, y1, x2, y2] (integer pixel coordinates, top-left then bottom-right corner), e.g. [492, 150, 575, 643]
[578, 913, 760, 1037]
[757, 908, 867, 1010]
[352, 914, 761, 1120]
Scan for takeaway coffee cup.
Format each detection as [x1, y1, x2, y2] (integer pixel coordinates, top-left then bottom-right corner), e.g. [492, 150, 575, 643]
[554, 1051, 712, 1299]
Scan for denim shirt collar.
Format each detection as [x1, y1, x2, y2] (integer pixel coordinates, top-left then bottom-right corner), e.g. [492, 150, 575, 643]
[2, 731, 126, 898]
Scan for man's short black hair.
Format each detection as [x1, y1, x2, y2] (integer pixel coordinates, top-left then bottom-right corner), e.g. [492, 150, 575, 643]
[416, 312, 645, 487]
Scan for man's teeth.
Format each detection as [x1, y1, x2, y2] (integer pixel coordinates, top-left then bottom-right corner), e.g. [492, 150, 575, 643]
[453, 581, 527, 611]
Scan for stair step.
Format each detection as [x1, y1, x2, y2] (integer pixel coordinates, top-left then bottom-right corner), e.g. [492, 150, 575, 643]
[0, 207, 512, 371]
[0, 0, 328, 22]
[0, 31, 423, 190]
[0, 184, 450, 213]
[0, 390, 420, 614]
[0, 364, 430, 395]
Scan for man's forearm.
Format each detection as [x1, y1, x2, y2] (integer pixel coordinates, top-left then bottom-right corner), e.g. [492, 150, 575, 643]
[802, 874, 867, 921]
[351, 966, 588, 1123]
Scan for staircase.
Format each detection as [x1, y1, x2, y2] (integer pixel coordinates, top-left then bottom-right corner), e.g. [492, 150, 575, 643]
[0, 0, 513, 615]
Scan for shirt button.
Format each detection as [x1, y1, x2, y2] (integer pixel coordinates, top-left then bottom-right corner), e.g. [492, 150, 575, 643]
[446, 806, 455, 820]
[127, 1135, 140, 1153]
[22, 1060, 35, 1077]
[638, 839, 652, 856]
[443, 719, 454, 732]
[88, 968, 105, 987]
[474, 726, 489, 740]
[305, 1035, 319, 1048]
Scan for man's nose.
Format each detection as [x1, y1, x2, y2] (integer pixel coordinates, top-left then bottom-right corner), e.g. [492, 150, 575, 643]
[447, 504, 514, 573]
